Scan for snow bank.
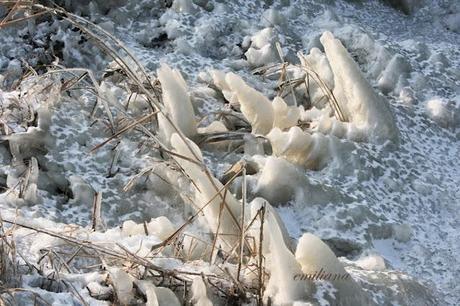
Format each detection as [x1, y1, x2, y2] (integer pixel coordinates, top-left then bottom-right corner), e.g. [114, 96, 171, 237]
[320, 31, 399, 143]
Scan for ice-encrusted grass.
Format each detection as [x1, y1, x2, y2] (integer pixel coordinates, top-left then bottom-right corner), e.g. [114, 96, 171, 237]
[0, 0, 459, 305]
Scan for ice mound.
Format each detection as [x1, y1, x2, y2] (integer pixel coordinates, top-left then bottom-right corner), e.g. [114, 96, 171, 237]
[254, 156, 353, 206]
[355, 254, 386, 271]
[425, 97, 458, 129]
[378, 54, 411, 95]
[267, 127, 332, 170]
[295, 233, 375, 306]
[122, 216, 175, 240]
[215, 72, 300, 135]
[244, 27, 280, 67]
[272, 96, 301, 130]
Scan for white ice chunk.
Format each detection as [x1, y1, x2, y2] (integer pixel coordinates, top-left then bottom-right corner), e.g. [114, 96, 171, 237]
[355, 254, 386, 271]
[245, 44, 279, 67]
[157, 64, 197, 145]
[108, 268, 133, 305]
[255, 156, 305, 205]
[301, 48, 335, 109]
[249, 198, 309, 304]
[191, 277, 213, 306]
[378, 54, 411, 95]
[295, 233, 375, 305]
[272, 96, 300, 130]
[147, 216, 176, 240]
[225, 73, 274, 135]
[320, 31, 399, 143]
[170, 133, 241, 253]
[425, 97, 456, 128]
[267, 127, 330, 170]
[136, 281, 159, 306]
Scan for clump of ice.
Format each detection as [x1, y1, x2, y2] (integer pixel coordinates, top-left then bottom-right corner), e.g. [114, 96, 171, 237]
[248, 198, 310, 304]
[378, 54, 411, 95]
[425, 97, 457, 129]
[301, 47, 335, 109]
[272, 96, 301, 130]
[226, 72, 274, 135]
[157, 64, 198, 145]
[191, 277, 213, 306]
[244, 28, 280, 67]
[170, 133, 241, 253]
[295, 233, 375, 305]
[320, 31, 400, 143]
[122, 216, 175, 240]
[355, 254, 387, 271]
[267, 127, 333, 170]
[108, 268, 134, 305]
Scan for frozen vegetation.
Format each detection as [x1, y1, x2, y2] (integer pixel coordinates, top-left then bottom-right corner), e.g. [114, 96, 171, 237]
[0, 0, 459, 305]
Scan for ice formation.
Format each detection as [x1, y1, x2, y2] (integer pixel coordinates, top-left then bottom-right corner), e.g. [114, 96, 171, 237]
[108, 268, 134, 305]
[249, 198, 310, 304]
[320, 31, 400, 143]
[225, 72, 274, 135]
[170, 133, 241, 253]
[295, 233, 375, 305]
[136, 281, 181, 306]
[272, 96, 300, 130]
[244, 28, 279, 67]
[191, 277, 213, 306]
[122, 216, 175, 240]
[214, 72, 300, 135]
[378, 54, 411, 95]
[267, 127, 332, 170]
[157, 64, 198, 145]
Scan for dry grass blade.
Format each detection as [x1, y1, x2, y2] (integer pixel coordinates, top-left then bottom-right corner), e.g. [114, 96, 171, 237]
[91, 192, 102, 232]
[257, 205, 265, 306]
[90, 111, 159, 153]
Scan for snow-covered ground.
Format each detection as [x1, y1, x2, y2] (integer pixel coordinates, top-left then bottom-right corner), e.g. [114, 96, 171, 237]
[0, 0, 459, 305]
